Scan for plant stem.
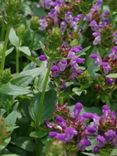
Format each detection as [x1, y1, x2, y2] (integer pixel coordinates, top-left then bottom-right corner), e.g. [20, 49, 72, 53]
[16, 48, 20, 73]
[35, 61, 52, 127]
[0, 26, 10, 74]
[1, 19, 5, 41]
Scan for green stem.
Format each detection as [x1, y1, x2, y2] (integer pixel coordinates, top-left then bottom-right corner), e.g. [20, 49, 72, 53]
[1, 19, 5, 41]
[30, 32, 35, 49]
[16, 48, 20, 73]
[35, 61, 52, 127]
[0, 26, 11, 74]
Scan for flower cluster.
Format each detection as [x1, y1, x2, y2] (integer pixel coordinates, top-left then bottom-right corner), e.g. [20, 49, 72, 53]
[46, 103, 117, 154]
[38, 0, 117, 82]
[51, 45, 85, 79]
[93, 105, 117, 154]
[85, 1, 115, 46]
[90, 46, 117, 85]
[46, 102, 95, 151]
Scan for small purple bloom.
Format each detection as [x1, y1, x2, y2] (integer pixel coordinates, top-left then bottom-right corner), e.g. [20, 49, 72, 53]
[70, 46, 82, 53]
[60, 21, 67, 33]
[74, 57, 85, 64]
[51, 65, 59, 72]
[73, 102, 83, 118]
[39, 54, 47, 61]
[109, 46, 117, 60]
[82, 112, 95, 120]
[86, 126, 97, 135]
[102, 62, 111, 74]
[93, 145, 100, 154]
[58, 60, 67, 72]
[55, 115, 66, 127]
[78, 137, 91, 151]
[93, 35, 101, 45]
[65, 127, 77, 142]
[102, 105, 110, 115]
[56, 133, 66, 141]
[39, 18, 48, 31]
[105, 130, 116, 142]
[106, 77, 114, 85]
[65, 12, 73, 23]
[49, 131, 58, 138]
[90, 53, 102, 65]
[90, 20, 99, 31]
[97, 135, 106, 146]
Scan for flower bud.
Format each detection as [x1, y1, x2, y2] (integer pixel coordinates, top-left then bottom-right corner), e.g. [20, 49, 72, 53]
[30, 16, 39, 31]
[16, 24, 26, 37]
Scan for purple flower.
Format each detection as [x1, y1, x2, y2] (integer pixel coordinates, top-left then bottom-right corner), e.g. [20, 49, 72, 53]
[102, 105, 111, 115]
[65, 127, 77, 142]
[90, 53, 102, 65]
[105, 130, 116, 142]
[70, 46, 82, 53]
[102, 62, 111, 74]
[49, 127, 77, 142]
[49, 131, 58, 138]
[90, 20, 99, 31]
[112, 136, 117, 147]
[39, 54, 47, 61]
[93, 35, 101, 45]
[48, 9, 58, 24]
[86, 126, 97, 135]
[40, 0, 53, 9]
[106, 77, 114, 85]
[93, 31, 100, 37]
[71, 21, 78, 31]
[96, 135, 106, 146]
[73, 57, 85, 64]
[109, 46, 117, 60]
[96, 0, 103, 6]
[39, 18, 48, 31]
[78, 137, 91, 151]
[60, 21, 67, 33]
[51, 65, 59, 72]
[102, 10, 109, 17]
[51, 65, 60, 76]
[72, 102, 83, 118]
[93, 145, 100, 154]
[58, 60, 67, 72]
[65, 12, 73, 23]
[55, 115, 66, 127]
[82, 112, 95, 120]
[55, 133, 66, 141]
[113, 32, 117, 44]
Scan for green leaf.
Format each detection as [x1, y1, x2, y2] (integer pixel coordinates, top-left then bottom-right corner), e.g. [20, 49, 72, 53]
[72, 88, 83, 96]
[9, 28, 20, 47]
[6, 47, 14, 56]
[11, 65, 48, 87]
[0, 138, 11, 152]
[18, 46, 31, 56]
[110, 149, 117, 156]
[30, 89, 57, 122]
[5, 111, 21, 128]
[12, 137, 34, 152]
[107, 73, 117, 78]
[82, 152, 101, 156]
[30, 128, 47, 139]
[0, 83, 31, 96]
[41, 89, 57, 122]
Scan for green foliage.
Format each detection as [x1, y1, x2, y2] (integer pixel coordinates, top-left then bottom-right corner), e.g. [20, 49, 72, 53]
[0, 0, 117, 156]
